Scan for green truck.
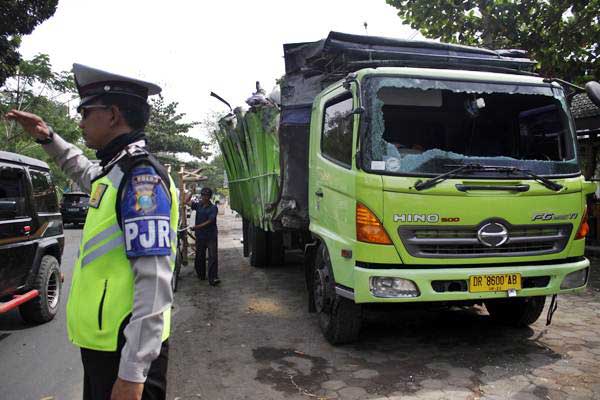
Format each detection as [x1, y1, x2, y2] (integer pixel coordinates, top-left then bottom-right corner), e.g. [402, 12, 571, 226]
[215, 32, 600, 344]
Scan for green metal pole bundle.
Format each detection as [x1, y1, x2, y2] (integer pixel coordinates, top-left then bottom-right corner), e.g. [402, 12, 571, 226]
[216, 104, 280, 231]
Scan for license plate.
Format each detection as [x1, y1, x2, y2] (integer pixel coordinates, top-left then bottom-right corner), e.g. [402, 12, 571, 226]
[67, 208, 79, 212]
[469, 273, 521, 293]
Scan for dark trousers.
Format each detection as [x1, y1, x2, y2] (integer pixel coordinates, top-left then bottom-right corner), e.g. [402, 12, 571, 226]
[195, 237, 218, 282]
[80, 340, 169, 400]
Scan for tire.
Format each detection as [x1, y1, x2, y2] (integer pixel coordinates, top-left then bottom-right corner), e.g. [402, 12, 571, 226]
[249, 224, 268, 267]
[172, 250, 182, 293]
[485, 296, 546, 327]
[269, 231, 284, 266]
[313, 244, 361, 344]
[19, 255, 62, 324]
[242, 219, 250, 258]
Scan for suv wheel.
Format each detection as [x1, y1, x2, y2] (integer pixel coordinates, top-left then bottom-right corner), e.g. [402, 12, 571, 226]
[19, 255, 62, 324]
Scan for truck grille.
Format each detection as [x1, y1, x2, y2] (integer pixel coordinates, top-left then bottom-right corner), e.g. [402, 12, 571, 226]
[398, 223, 572, 258]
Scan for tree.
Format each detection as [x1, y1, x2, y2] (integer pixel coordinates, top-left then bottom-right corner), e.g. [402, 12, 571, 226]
[0, 0, 59, 86]
[146, 95, 210, 161]
[1, 54, 82, 191]
[385, 0, 600, 82]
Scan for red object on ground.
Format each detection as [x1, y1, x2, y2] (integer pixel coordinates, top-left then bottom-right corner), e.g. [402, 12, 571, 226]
[0, 290, 40, 314]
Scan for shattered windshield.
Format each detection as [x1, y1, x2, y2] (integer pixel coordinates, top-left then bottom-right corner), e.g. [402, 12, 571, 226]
[362, 77, 580, 177]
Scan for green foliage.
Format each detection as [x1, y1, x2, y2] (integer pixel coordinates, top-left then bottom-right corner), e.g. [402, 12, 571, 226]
[197, 154, 226, 193]
[145, 95, 210, 161]
[1, 54, 82, 191]
[0, 0, 58, 86]
[385, 0, 600, 82]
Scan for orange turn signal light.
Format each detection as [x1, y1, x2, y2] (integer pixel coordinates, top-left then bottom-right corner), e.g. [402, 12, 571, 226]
[575, 206, 590, 240]
[356, 203, 392, 245]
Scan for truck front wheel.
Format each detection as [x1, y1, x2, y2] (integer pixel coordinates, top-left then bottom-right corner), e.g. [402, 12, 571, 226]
[313, 244, 361, 344]
[19, 255, 62, 324]
[485, 296, 546, 327]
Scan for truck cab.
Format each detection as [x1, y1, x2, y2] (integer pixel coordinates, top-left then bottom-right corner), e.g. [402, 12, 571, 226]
[307, 67, 597, 343]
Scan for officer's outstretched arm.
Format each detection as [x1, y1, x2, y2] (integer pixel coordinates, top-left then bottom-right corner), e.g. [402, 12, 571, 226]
[118, 164, 173, 383]
[5, 110, 101, 192]
[42, 131, 101, 193]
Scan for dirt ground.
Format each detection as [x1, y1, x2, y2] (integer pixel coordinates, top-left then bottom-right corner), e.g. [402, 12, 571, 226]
[168, 207, 600, 400]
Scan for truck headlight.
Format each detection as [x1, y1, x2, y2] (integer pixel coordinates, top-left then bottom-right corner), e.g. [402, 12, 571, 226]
[370, 277, 419, 298]
[560, 268, 589, 289]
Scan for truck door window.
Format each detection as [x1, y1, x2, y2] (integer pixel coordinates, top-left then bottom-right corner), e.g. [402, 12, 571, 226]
[30, 169, 58, 213]
[321, 95, 353, 168]
[0, 166, 27, 220]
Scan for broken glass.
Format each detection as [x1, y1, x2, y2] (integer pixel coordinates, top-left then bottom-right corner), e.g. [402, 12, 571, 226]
[361, 76, 580, 177]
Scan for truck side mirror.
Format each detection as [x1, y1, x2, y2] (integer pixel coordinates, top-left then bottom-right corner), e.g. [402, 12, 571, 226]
[585, 81, 600, 107]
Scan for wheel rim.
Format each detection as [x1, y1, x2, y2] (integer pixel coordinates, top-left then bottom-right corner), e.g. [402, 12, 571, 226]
[314, 269, 327, 313]
[47, 270, 60, 309]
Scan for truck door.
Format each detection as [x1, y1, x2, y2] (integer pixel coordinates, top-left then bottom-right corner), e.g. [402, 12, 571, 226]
[0, 164, 34, 297]
[309, 89, 357, 280]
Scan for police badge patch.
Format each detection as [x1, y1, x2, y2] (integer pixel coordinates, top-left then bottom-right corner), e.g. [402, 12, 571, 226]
[89, 183, 108, 208]
[133, 174, 160, 213]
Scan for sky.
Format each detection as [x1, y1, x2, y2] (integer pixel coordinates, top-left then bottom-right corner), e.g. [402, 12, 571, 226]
[19, 0, 422, 141]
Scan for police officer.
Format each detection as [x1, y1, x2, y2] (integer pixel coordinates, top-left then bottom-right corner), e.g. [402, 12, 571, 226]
[190, 187, 220, 285]
[5, 64, 178, 400]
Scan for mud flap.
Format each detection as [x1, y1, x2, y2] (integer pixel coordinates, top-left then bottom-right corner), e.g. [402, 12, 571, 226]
[546, 294, 558, 326]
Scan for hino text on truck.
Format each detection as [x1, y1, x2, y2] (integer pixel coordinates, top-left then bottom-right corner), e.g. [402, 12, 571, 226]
[212, 32, 600, 344]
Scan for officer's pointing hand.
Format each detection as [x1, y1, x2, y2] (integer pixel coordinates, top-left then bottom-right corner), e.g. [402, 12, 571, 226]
[4, 109, 50, 141]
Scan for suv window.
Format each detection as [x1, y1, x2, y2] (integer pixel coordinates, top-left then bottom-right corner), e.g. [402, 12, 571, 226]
[0, 166, 28, 220]
[63, 194, 89, 205]
[321, 95, 354, 167]
[30, 169, 58, 213]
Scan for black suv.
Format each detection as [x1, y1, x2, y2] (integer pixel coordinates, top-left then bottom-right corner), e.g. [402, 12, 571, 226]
[0, 151, 64, 323]
[60, 191, 89, 226]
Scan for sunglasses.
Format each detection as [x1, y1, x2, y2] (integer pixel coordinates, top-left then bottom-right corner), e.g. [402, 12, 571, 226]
[78, 105, 109, 119]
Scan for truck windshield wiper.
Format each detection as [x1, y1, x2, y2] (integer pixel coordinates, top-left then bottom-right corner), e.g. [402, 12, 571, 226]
[414, 163, 488, 191]
[501, 166, 564, 191]
[414, 163, 564, 191]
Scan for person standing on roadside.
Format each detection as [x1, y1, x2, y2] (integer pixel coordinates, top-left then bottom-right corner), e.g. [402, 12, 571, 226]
[190, 187, 220, 285]
[5, 63, 178, 400]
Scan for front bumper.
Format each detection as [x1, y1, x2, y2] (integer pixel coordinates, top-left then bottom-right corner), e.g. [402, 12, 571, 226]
[349, 258, 590, 303]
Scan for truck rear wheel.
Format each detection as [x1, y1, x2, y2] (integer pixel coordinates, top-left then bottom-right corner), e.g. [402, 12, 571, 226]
[313, 244, 361, 344]
[19, 255, 62, 324]
[249, 224, 268, 267]
[242, 219, 250, 257]
[485, 296, 546, 327]
[269, 231, 284, 266]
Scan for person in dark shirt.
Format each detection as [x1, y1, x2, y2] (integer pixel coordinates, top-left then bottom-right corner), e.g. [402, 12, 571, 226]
[190, 187, 220, 285]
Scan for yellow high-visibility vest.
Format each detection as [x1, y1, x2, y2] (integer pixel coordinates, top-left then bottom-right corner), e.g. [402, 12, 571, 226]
[66, 164, 178, 351]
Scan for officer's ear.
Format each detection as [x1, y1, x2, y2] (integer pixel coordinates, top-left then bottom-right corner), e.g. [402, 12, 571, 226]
[108, 105, 124, 128]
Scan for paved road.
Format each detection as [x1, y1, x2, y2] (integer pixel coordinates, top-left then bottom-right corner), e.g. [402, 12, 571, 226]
[169, 210, 600, 400]
[0, 226, 82, 400]
[2, 213, 600, 400]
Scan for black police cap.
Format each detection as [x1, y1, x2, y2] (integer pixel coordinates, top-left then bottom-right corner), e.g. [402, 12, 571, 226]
[72, 63, 161, 111]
